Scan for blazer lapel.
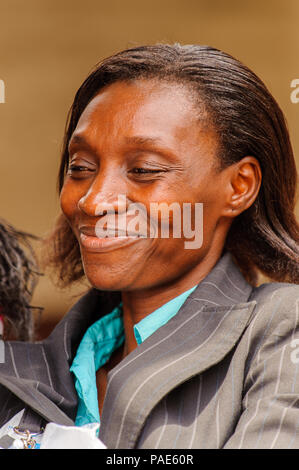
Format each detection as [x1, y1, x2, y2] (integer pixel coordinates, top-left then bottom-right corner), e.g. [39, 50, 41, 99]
[99, 252, 257, 448]
[0, 374, 74, 426]
[0, 288, 121, 428]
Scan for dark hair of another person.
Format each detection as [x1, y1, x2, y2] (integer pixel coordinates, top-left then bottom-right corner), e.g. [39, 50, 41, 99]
[0, 220, 42, 341]
[46, 44, 299, 286]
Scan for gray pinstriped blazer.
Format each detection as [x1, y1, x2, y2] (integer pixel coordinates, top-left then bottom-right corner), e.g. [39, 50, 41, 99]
[0, 252, 299, 448]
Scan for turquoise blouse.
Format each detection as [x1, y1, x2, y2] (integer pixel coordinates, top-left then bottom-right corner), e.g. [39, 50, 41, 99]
[70, 284, 197, 427]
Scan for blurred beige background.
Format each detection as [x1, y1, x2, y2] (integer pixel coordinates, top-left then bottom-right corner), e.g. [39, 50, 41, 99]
[0, 0, 298, 337]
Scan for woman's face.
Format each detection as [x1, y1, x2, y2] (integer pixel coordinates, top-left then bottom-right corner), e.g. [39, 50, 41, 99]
[60, 79, 231, 291]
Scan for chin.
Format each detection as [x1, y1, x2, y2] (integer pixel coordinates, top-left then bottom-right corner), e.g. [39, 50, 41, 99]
[83, 263, 136, 291]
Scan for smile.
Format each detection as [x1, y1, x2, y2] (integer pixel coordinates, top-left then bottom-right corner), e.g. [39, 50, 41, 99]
[79, 232, 142, 253]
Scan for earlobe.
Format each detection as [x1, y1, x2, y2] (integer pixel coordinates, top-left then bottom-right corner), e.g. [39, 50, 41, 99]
[224, 157, 262, 217]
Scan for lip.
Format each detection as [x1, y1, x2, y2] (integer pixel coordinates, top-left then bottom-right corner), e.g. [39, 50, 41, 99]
[79, 228, 142, 253]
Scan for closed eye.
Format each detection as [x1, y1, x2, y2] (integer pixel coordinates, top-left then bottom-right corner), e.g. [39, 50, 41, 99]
[69, 165, 90, 171]
[129, 168, 165, 174]
[67, 164, 96, 178]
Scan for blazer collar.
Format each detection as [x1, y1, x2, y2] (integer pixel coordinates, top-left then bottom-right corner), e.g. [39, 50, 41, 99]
[99, 252, 257, 448]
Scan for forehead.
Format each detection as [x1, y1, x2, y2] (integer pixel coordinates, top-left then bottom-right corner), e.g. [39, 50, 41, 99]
[71, 80, 208, 147]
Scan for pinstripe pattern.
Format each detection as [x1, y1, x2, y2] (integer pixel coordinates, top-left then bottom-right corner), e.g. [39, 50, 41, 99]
[154, 399, 168, 449]
[114, 305, 237, 448]
[7, 343, 20, 379]
[188, 374, 202, 448]
[0, 252, 299, 449]
[216, 398, 220, 448]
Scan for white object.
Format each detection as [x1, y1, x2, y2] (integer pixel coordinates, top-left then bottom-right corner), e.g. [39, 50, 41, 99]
[40, 422, 106, 449]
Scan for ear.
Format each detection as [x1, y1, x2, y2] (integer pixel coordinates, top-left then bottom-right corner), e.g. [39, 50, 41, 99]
[222, 156, 262, 217]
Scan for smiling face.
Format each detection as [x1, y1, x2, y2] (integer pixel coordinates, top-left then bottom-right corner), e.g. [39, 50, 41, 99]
[60, 79, 233, 292]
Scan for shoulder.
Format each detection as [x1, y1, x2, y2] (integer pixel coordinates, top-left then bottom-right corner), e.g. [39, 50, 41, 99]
[244, 282, 299, 356]
[250, 281, 299, 318]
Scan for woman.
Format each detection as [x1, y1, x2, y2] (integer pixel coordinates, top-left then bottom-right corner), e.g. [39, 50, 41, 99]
[0, 44, 298, 449]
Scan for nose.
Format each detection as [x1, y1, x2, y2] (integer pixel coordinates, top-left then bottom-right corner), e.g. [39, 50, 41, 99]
[78, 170, 128, 216]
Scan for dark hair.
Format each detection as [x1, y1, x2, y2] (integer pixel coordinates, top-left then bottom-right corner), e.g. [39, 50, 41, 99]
[46, 43, 299, 286]
[0, 219, 42, 340]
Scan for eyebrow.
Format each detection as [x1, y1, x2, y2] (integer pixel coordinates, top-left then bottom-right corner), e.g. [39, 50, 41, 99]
[124, 136, 165, 146]
[68, 133, 179, 162]
[68, 134, 90, 149]
[68, 134, 164, 149]
[123, 136, 180, 162]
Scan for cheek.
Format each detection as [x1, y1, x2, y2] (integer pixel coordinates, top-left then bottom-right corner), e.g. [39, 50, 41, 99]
[60, 180, 81, 222]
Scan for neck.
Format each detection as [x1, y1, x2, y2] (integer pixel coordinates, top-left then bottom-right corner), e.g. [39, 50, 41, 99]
[121, 245, 224, 356]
